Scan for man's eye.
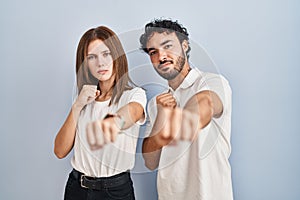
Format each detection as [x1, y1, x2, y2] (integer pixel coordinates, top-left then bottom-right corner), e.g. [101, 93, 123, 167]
[149, 51, 157, 56]
[164, 44, 172, 49]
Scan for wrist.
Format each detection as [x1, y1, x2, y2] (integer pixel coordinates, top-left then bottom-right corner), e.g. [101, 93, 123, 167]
[73, 101, 84, 110]
[104, 113, 125, 130]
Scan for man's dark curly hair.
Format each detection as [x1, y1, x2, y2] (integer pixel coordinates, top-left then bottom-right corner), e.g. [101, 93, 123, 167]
[139, 19, 191, 59]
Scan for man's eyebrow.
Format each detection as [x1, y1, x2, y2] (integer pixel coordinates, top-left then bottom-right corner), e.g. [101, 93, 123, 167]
[147, 47, 156, 52]
[147, 40, 173, 52]
[160, 40, 172, 46]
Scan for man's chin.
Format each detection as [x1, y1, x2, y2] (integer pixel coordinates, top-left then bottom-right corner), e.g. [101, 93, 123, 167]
[159, 72, 178, 80]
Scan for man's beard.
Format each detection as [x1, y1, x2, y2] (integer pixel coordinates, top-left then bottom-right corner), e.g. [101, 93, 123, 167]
[155, 51, 186, 80]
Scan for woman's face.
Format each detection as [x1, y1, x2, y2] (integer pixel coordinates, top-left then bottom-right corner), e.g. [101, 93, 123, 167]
[87, 39, 114, 83]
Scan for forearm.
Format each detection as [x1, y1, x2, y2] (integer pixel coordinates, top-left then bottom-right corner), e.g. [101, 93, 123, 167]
[54, 104, 82, 159]
[142, 137, 162, 170]
[185, 97, 212, 129]
[115, 102, 144, 130]
[184, 91, 221, 129]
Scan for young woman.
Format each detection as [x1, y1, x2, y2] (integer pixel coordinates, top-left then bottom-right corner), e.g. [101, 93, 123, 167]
[54, 26, 146, 200]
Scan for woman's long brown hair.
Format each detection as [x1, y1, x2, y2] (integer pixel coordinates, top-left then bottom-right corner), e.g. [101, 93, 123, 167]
[76, 26, 135, 105]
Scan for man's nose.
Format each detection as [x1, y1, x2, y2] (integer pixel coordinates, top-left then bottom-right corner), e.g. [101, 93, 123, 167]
[158, 50, 167, 61]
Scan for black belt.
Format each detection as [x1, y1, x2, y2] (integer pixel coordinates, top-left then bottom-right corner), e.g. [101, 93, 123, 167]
[71, 169, 131, 190]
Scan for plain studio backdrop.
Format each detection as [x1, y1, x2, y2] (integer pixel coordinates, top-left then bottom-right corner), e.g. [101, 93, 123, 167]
[0, 0, 299, 199]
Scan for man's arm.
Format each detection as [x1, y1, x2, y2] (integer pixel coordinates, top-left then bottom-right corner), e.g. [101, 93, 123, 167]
[142, 93, 177, 170]
[142, 137, 163, 170]
[142, 90, 223, 170]
[184, 90, 223, 129]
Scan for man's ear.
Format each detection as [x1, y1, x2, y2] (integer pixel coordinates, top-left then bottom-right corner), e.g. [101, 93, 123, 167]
[182, 40, 189, 52]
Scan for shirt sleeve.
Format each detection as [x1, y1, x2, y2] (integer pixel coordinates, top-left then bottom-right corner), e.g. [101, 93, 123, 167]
[196, 72, 232, 121]
[143, 97, 157, 138]
[195, 73, 232, 158]
[127, 87, 148, 125]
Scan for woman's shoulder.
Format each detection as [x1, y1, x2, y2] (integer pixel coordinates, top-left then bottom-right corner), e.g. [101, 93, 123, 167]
[120, 87, 146, 102]
[124, 86, 145, 95]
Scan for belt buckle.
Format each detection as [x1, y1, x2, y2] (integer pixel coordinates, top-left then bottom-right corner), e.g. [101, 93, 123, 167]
[80, 175, 89, 189]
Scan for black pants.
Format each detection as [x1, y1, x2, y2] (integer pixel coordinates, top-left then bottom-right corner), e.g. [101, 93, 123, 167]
[64, 169, 135, 200]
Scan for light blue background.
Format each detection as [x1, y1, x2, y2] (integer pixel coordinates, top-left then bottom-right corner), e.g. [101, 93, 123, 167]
[0, 0, 299, 199]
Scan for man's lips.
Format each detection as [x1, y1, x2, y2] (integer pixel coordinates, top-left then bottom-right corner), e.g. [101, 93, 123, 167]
[158, 61, 173, 69]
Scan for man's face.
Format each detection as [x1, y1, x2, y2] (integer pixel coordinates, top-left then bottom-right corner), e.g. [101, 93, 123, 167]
[146, 32, 186, 80]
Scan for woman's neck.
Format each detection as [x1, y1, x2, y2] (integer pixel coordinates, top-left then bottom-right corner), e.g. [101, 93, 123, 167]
[96, 80, 114, 101]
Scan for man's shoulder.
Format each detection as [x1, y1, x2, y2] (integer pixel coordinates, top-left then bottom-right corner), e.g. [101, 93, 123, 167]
[198, 69, 228, 82]
[191, 69, 229, 88]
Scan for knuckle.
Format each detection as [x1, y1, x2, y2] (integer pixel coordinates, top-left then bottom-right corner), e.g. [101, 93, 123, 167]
[102, 120, 109, 127]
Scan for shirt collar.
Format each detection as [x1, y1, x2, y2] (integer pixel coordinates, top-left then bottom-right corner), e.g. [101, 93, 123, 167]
[168, 68, 200, 92]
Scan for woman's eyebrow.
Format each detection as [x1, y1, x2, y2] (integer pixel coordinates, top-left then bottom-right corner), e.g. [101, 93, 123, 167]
[87, 49, 110, 55]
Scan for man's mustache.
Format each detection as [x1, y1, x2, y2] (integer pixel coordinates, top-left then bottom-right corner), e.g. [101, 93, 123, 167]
[158, 59, 173, 68]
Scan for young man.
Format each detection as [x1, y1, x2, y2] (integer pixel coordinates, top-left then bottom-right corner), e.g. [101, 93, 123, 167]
[140, 19, 233, 200]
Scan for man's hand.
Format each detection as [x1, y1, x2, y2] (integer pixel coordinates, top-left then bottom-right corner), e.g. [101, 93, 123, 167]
[151, 92, 200, 147]
[152, 106, 201, 147]
[156, 92, 177, 108]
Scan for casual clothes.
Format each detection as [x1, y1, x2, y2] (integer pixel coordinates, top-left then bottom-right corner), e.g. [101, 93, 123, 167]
[65, 87, 146, 199]
[146, 68, 233, 200]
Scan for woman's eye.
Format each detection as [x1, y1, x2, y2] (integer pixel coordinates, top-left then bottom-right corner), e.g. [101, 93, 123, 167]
[103, 52, 111, 57]
[87, 55, 96, 60]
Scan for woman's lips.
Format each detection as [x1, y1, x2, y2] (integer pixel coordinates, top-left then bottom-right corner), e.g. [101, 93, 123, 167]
[97, 70, 108, 74]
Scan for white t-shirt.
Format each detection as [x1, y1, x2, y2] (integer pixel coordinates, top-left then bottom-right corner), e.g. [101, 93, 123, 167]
[71, 87, 147, 177]
[145, 68, 233, 200]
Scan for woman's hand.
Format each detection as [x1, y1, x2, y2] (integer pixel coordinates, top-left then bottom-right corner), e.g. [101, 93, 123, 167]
[86, 115, 123, 150]
[74, 85, 100, 110]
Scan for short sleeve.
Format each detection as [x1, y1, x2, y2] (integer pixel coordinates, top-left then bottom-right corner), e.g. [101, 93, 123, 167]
[143, 97, 157, 138]
[196, 73, 232, 156]
[127, 87, 147, 125]
[196, 73, 232, 120]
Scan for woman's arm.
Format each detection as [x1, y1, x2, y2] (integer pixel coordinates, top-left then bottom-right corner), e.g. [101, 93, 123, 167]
[86, 102, 145, 150]
[115, 102, 145, 129]
[54, 85, 99, 159]
[54, 104, 82, 159]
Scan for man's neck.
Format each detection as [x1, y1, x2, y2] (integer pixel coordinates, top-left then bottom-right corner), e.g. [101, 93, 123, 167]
[168, 63, 191, 90]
